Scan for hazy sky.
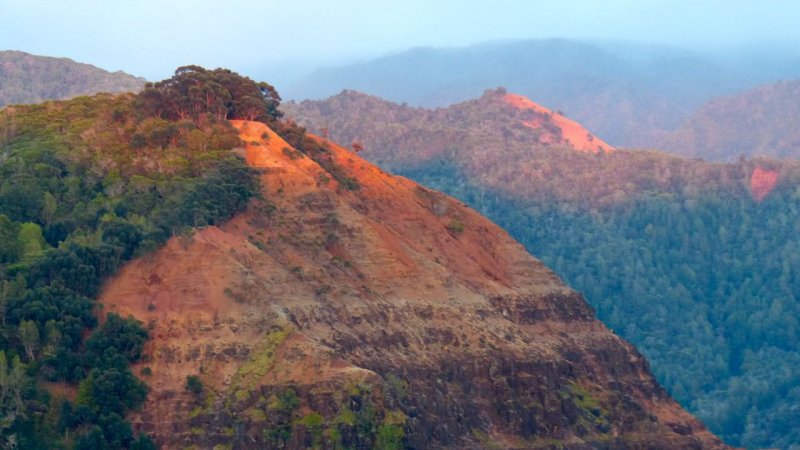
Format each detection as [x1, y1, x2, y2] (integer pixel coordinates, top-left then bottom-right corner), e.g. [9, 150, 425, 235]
[2, 0, 799, 84]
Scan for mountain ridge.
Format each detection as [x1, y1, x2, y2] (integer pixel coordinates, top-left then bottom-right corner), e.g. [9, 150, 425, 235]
[658, 79, 800, 160]
[0, 50, 145, 107]
[282, 39, 800, 147]
[283, 88, 614, 201]
[98, 119, 726, 449]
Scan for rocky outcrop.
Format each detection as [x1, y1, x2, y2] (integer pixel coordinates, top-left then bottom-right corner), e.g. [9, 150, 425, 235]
[100, 120, 726, 449]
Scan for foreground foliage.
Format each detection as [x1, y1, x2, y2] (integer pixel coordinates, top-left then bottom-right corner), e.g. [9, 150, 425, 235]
[0, 66, 266, 448]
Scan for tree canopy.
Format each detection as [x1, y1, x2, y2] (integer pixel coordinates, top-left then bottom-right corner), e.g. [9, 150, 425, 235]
[137, 65, 282, 124]
[0, 65, 264, 448]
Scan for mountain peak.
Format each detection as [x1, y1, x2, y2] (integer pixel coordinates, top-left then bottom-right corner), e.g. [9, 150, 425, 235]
[99, 119, 724, 449]
[282, 90, 619, 203]
[485, 89, 613, 153]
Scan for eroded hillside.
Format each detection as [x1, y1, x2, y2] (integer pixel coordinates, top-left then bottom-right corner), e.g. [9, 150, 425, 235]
[101, 120, 725, 449]
[284, 87, 800, 448]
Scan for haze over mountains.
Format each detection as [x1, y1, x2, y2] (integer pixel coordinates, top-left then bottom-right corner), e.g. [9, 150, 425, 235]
[284, 39, 800, 150]
[4, 1, 800, 447]
[6, 42, 800, 162]
[0, 51, 145, 107]
[658, 79, 800, 160]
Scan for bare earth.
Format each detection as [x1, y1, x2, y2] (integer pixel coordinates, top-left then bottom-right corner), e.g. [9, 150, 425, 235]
[100, 120, 727, 449]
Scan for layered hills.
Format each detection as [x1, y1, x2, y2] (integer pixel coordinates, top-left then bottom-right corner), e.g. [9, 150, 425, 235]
[283, 88, 613, 200]
[0, 50, 145, 107]
[286, 91, 800, 448]
[658, 80, 800, 160]
[0, 66, 726, 448]
[283, 39, 800, 147]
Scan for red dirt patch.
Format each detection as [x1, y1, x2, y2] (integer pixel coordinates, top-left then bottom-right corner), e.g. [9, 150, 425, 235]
[751, 166, 779, 201]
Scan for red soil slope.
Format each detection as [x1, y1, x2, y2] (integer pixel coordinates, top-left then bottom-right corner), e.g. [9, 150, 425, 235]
[100, 120, 725, 449]
[502, 93, 614, 153]
[750, 166, 779, 201]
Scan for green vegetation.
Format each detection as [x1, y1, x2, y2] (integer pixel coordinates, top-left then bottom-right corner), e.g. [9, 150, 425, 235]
[229, 327, 290, 401]
[375, 410, 407, 450]
[233, 380, 409, 449]
[297, 412, 324, 448]
[0, 66, 267, 448]
[446, 218, 465, 235]
[560, 383, 610, 435]
[185, 375, 203, 396]
[397, 151, 800, 448]
[137, 65, 281, 125]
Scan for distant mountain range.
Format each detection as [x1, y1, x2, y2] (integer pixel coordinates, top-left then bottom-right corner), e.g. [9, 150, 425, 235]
[658, 80, 800, 160]
[286, 90, 800, 448]
[284, 39, 800, 149]
[0, 50, 145, 107]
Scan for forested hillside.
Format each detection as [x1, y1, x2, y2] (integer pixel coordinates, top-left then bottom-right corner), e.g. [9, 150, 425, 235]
[0, 51, 145, 108]
[659, 80, 800, 160]
[0, 66, 271, 448]
[287, 92, 800, 449]
[400, 156, 800, 449]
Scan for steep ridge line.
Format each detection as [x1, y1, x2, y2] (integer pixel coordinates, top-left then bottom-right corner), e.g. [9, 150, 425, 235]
[100, 120, 726, 449]
[281, 89, 621, 203]
[501, 93, 614, 154]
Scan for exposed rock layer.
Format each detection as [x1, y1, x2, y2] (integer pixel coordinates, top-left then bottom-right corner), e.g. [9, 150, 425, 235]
[100, 121, 726, 449]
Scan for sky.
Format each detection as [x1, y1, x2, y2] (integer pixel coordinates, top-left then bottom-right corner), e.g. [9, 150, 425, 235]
[2, 0, 800, 85]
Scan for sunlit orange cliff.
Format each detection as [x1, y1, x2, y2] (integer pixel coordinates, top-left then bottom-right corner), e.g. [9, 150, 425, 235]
[501, 92, 613, 153]
[100, 120, 725, 449]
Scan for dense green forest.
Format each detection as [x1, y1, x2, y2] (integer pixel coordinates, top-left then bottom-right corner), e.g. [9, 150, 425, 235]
[397, 151, 800, 449]
[0, 66, 271, 448]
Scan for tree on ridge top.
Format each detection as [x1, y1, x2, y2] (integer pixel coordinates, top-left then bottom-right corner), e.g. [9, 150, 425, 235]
[137, 65, 282, 125]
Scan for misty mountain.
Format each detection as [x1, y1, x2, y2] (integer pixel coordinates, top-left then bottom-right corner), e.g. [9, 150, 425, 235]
[0, 50, 145, 107]
[284, 39, 800, 147]
[659, 79, 800, 160]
